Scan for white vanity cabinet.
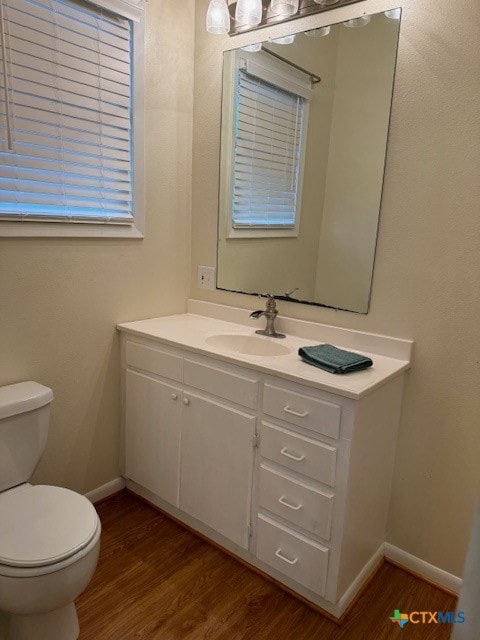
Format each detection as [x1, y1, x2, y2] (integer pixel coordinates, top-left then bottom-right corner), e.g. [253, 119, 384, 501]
[123, 338, 258, 550]
[125, 369, 182, 506]
[254, 380, 344, 600]
[179, 391, 255, 549]
[119, 313, 410, 619]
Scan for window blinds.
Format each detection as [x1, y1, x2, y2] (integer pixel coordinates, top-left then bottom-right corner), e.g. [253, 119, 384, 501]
[83, 0, 143, 22]
[0, 0, 133, 224]
[231, 68, 305, 229]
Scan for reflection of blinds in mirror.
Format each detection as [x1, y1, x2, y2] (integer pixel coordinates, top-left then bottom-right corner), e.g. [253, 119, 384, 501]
[0, 0, 134, 225]
[232, 70, 305, 228]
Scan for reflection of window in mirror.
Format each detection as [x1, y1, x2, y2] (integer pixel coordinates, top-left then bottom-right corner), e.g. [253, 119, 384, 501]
[221, 49, 314, 239]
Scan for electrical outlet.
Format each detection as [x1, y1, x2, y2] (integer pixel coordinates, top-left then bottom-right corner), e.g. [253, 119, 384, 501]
[197, 266, 216, 291]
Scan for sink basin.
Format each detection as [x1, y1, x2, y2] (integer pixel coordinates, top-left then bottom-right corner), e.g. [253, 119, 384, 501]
[205, 333, 292, 357]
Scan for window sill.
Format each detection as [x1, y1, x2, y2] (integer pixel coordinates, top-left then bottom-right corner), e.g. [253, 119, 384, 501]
[227, 227, 299, 239]
[0, 221, 144, 239]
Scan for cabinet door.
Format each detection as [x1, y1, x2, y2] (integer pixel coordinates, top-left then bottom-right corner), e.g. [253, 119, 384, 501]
[125, 369, 181, 506]
[180, 392, 256, 549]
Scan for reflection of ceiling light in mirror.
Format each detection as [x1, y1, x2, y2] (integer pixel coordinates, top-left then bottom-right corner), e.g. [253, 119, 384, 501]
[343, 15, 371, 28]
[242, 43, 262, 52]
[305, 25, 331, 37]
[269, 34, 296, 44]
[313, 0, 340, 5]
[235, 0, 263, 26]
[270, 0, 299, 17]
[384, 8, 401, 20]
[206, 0, 230, 34]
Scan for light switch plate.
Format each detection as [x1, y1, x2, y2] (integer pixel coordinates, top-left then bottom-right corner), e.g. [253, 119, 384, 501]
[197, 266, 216, 291]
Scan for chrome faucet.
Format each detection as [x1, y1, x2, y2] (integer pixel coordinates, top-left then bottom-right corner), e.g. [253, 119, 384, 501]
[249, 295, 286, 339]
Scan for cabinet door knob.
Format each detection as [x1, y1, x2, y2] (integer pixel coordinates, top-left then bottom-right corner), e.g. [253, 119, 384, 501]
[275, 548, 298, 566]
[171, 393, 178, 401]
[183, 398, 190, 406]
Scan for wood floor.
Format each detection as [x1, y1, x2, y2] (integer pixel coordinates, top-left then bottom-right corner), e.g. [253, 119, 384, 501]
[77, 491, 456, 639]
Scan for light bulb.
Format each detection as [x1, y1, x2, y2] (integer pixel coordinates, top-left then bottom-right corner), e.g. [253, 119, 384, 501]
[343, 15, 371, 28]
[270, 34, 296, 45]
[270, 0, 299, 18]
[235, 0, 263, 27]
[384, 8, 401, 20]
[206, 0, 230, 34]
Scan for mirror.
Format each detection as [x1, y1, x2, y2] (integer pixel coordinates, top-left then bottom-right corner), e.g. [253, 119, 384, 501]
[217, 9, 401, 313]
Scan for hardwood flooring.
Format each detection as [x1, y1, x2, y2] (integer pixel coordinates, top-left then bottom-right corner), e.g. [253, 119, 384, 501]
[77, 491, 456, 639]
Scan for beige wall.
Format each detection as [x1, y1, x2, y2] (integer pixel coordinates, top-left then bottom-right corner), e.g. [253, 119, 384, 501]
[192, 0, 480, 578]
[0, 0, 194, 495]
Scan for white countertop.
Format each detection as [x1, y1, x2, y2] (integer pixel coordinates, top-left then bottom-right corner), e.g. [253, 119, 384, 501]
[117, 308, 412, 400]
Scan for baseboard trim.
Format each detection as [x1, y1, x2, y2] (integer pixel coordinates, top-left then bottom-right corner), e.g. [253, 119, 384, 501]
[384, 543, 462, 596]
[337, 545, 385, 619]
[85, 477, 126, 504]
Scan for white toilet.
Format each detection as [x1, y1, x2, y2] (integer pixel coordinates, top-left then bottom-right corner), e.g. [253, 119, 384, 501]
[0, 381, 101, 640]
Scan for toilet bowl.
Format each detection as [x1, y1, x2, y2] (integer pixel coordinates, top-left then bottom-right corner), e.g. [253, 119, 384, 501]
[0, 382, 101, 640]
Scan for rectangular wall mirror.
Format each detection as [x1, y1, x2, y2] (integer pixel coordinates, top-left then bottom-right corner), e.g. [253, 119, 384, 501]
[217, 9, 401, 313]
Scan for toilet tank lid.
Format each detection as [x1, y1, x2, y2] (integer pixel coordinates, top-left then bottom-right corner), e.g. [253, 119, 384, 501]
[0, 382, 53, 420]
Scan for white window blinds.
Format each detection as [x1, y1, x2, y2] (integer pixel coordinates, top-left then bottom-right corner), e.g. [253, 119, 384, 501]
[231, 67, 306, 229]
[0, 0, 134, 225]
[83, 0, 143, 22]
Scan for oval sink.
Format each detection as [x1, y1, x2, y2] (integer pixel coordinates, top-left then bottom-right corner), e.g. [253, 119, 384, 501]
[205, 333, 292, 357]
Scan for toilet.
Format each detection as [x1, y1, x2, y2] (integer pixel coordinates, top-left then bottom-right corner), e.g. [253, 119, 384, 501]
[0, 381, 101, 640]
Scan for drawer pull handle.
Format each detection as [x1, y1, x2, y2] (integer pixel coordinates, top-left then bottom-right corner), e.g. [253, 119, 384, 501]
[284, 405, 308, 418]
[278, 496, 302, 511]
[183, 398, 190, 406]
[171, 393, 178, 401]
[280, 447, 305, 462]
[275, 548, 298, 566]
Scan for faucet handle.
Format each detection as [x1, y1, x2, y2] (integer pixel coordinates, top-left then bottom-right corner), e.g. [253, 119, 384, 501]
[265, 296, 277, 312]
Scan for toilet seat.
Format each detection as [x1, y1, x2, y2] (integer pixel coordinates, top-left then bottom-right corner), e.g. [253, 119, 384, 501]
[0, 485, 98, 569]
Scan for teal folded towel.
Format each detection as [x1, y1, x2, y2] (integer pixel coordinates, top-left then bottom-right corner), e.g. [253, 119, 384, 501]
[298, 344, 373, 374]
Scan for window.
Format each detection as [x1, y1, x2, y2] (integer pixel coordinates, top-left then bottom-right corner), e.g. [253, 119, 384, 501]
[220, 50, 312, 239]
[0, 0, 145, 237]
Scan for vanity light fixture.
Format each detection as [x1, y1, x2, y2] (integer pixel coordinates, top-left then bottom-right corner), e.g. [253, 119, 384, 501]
[207, 0, 365, 36]
[305, 25, 331, 36]
[206, 0, 230, 34]
[270, 0, 299, 17]
[343, 15, 371, 27]
[241, 42, 263, 51]
[235, 0, 263, 26]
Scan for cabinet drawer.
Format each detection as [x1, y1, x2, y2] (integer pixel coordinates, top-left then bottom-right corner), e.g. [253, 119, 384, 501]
[259, 464, 334, 540]
[126, 341, 182, 382]
[260, 422, 336, 487]
[256, 514, 328, 596]
[263, 384, 341, 439]
[184, 359, 259, 409]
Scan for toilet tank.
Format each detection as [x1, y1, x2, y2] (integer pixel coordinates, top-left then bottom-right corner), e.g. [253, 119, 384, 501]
[0, 381, 54, 492]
